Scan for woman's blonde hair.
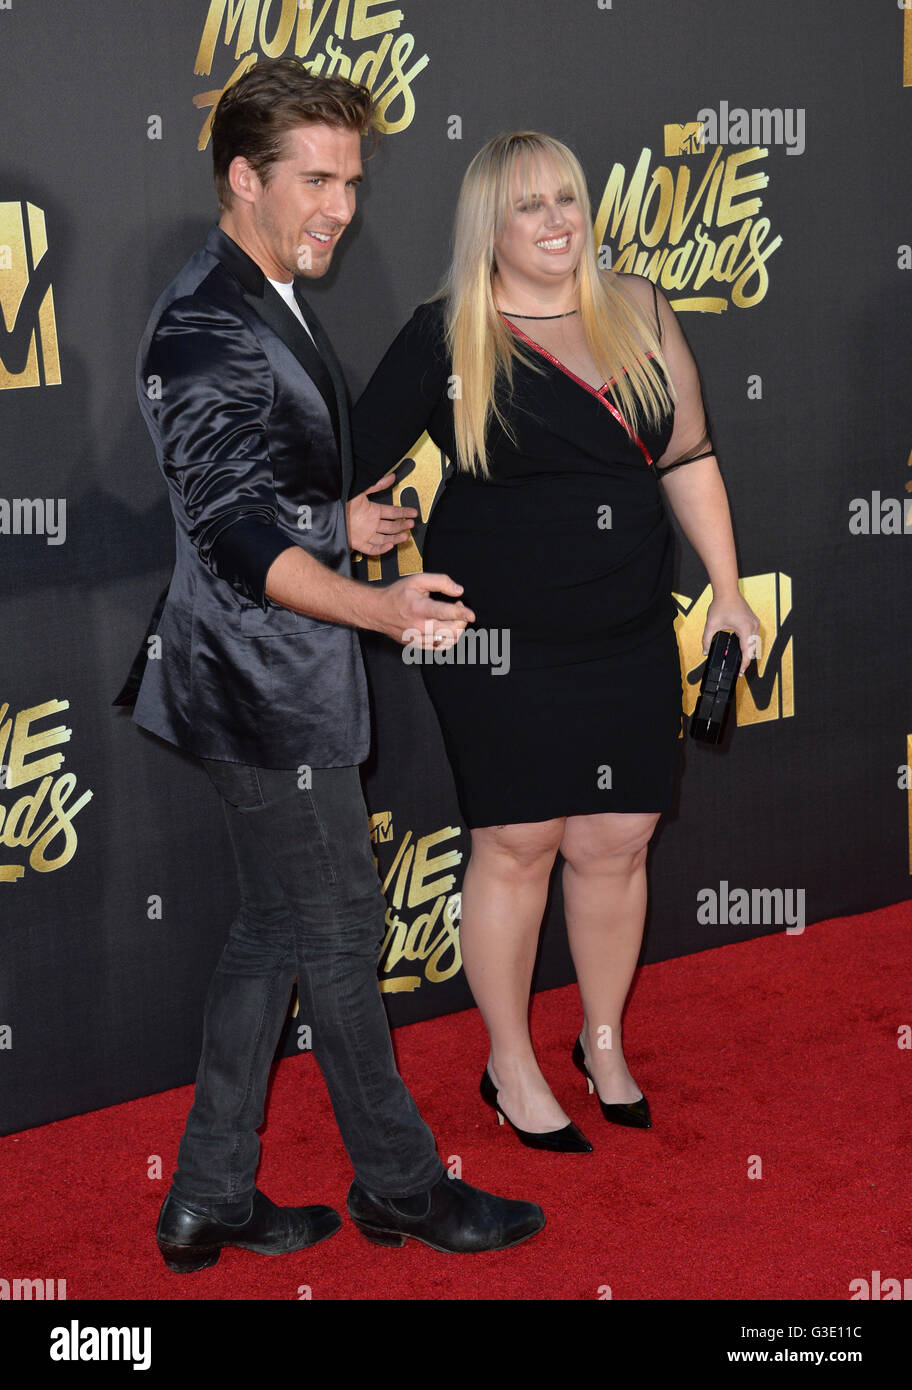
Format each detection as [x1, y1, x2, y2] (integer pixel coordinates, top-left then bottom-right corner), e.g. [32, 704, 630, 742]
[432, 132, 675, 478]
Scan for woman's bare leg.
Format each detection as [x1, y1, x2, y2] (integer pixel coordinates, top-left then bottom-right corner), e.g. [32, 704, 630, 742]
[458, 818, 568, 1132]
[559, 811, 661, 1103]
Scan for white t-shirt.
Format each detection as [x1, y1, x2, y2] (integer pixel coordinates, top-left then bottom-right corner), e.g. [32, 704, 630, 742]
[266, 276, 317, 347]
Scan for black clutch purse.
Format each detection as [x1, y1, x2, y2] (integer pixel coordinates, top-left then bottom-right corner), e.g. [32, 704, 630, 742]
[689, 629, 741, 744]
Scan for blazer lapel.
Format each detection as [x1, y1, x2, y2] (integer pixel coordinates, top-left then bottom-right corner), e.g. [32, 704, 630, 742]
[292, 286, 354, 501]
[204, 226, 346, 487]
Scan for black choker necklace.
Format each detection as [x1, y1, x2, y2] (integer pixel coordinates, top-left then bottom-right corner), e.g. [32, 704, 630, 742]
[500, 309, 578, 319]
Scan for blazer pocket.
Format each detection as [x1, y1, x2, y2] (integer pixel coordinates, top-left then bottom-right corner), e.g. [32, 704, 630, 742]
[239, 603, 333, 637]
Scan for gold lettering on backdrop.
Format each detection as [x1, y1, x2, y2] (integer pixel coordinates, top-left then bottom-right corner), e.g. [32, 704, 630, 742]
[368, 822, 463, 992]
[593, 142, 782, 312]
[0, 699, 92, 880]
[905, 6, 912, 87]
[0, 202, 62, 391]
[673, 574, 794, 726]
[361, 433, 448, 581]
[193, 0, 428, 148]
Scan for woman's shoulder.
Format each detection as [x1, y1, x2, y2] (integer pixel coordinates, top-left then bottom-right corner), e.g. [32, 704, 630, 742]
[396, 294, 449, 360]
[598, 269, 662, 336]
[599, 268, 657, 307]
[414, 292, 447, 311]
[408, 294, 448, 329]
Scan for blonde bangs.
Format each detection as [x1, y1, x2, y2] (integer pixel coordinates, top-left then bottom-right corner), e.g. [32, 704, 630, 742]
[490, 138, 588, 238]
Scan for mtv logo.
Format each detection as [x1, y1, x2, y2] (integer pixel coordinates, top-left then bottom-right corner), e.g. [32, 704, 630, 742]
[363, 432, 449, 583]
[0, 202, 61, 390]
[674, 573, 794, 726]
[664, 122, 706, 157]
[369, 811, 394, 843]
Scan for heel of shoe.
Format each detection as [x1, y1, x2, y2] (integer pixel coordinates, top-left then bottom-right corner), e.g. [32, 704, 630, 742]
[481, 1066, 505, 1126]
[479, 1063, 592, 1153]
[157, 1240, 221, 1273]
[352, 1221, 407, 1248]
[571, 1034, 651, 1129]
[572, 1036, 595, 1094]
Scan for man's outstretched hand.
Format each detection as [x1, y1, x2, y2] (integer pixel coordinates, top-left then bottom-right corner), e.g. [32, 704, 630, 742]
[375, 572, 475, 648]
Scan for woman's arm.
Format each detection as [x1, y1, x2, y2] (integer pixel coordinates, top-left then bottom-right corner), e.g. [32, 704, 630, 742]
[347, 299, 449, 553]
[651, 285, 760, 673]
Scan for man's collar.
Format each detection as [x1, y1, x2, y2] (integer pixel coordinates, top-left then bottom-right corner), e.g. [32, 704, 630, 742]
[206, 226, 328, 323]
[205, 224, 268, 297]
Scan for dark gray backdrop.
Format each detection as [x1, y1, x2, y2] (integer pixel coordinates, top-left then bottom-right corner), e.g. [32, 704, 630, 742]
[1, 0, 910, 1134]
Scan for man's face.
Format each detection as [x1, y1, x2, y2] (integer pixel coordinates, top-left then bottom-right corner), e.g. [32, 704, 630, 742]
[241, 122, 363, 279]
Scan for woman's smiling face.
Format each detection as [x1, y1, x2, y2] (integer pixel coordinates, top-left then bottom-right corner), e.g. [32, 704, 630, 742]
[493, 157, 586, 290]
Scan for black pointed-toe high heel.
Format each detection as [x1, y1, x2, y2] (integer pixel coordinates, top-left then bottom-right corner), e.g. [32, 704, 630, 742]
[571, 1036, 652, 1129]
[480, 1068, 593, 1153]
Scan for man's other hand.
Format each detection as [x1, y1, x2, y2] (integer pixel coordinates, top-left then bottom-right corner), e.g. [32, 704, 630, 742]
[346, 473, 417, 555]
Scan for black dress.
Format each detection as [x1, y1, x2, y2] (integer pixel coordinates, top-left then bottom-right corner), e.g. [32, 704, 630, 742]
[351, 283, 709, 828]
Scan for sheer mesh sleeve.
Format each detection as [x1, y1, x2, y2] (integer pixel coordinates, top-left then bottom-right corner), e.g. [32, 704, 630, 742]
[649, 281, 715, 477]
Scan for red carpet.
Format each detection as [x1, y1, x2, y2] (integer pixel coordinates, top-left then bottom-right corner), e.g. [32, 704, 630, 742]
[1, 902, 910, 1301]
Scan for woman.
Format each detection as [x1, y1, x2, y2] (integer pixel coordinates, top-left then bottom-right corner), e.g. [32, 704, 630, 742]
[351, 132, 759, 1152]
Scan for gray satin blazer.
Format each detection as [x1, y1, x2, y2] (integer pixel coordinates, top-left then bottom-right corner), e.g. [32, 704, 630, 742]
[128, 225, 369, 770]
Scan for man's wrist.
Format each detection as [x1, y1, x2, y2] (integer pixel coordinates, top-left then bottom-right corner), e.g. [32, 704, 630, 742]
[348, 576, 383, 633]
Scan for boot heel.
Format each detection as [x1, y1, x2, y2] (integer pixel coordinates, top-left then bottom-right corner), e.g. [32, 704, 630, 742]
[352, 1221, 407, 1248]
[157, 1240, 221, 1273]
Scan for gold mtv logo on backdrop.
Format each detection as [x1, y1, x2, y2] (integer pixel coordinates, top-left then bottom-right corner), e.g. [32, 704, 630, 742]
[674, 574, 794, 726]
[664, 123, 705, 156]
[0, 202, 61, 391]
[369, 810, 393, 843]
[361, 433, 448, 582]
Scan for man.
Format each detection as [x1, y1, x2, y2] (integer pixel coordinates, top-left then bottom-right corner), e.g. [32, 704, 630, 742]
[128, 59, 544, 1270]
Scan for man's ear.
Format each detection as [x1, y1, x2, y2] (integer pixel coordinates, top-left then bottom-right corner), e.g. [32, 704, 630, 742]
[228, 154, 260, 207]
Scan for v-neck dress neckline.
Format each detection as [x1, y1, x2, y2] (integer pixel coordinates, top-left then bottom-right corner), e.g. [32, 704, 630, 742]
[499, 312, 654, 465]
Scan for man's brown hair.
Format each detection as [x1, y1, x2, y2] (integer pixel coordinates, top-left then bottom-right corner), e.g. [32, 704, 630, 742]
[211, 58, 378, 211]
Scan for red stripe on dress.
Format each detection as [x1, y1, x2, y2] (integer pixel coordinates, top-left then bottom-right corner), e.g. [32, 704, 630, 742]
[501, 316, 654, 466]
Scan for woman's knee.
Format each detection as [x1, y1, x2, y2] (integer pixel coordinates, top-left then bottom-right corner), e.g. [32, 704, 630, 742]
[470, 817, 565, 874]
[559, 811, 661, 873]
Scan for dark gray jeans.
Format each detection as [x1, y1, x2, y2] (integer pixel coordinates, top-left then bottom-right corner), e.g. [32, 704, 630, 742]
[170, 757, 444, 1206]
